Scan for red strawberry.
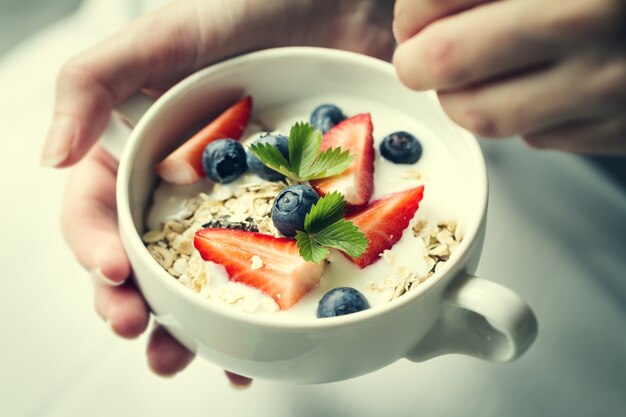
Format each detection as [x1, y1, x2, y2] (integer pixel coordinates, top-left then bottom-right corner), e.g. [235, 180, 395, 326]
[311, 113, 374, 206]
[156, 96, 252, 184]
[345, 186, 425, 268]
[194, 228, 325, 310]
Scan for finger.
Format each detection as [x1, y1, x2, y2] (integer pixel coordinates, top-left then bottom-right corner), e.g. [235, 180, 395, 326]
[94, 281, 150, 339]
[523, 116, 626, 154]
[40, 1, 252, 168]
[147, 325, 195, 376]
[393, 0, 563, 92]
[61, 145, 130, 284]
[224, 371, 253, 388]
[393, 0, 491, 43]
[436, 53, 626, 138]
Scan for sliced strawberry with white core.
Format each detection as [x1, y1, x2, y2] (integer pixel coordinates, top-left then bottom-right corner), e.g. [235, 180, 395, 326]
[345, 186, 425, 268]
[194, 228, 325, 310]
[156, 96, 252, 184]
[311, 113, 374, 206]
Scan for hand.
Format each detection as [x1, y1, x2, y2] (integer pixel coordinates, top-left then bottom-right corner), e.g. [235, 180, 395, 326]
[393, 0, 626, 154]
[41, 0, 394, 380]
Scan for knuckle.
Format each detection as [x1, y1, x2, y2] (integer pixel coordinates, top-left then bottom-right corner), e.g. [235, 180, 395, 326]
[422, 31, 464, 86]
[57, 57, 101, 92]
[591, 58, 626, 106]
[393, 46, 428, 91]
[522, 134, 550, 150]
[453, 106, 502, 138]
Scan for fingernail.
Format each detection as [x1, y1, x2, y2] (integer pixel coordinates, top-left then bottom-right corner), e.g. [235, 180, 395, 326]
[40, 115, 76, 167]
[91, 267, 125, 286]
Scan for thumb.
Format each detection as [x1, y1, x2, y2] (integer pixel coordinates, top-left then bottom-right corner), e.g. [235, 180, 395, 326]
[39, 1, 251, 168]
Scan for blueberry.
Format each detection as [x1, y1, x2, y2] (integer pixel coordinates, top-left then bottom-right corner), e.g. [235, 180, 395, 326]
[202, 139, 247, 184]
[310, 104, 346, 133]
[379, 131, 423, 164]
[246, 134, 289, 181]
[317, 287, 371, 318]
[271, 185, 320, 237]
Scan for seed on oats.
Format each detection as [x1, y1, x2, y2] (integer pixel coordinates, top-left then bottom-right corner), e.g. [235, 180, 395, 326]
[168, 267, 181, 278]
[396, 266, 410, 279]
[424, 256, 436, 272]
[448, 241, 460, 254]
[401, 169, 422, 180]
[389, 284, 406, 301]
[436, 230, 455, 245]
[384, 276, 400, 288]
[253, 199, 270, 214]
[412, 219, 428, 237]
[142, 230, 165, 243]
[381, 249, 396, 265]
[202, 216, 259, 232]
[148, 245, 175, 269]
[250, 255, 263, 270]
[212, 185, 233, 201]
[434, 261, 447, 273]
[165, 220, 186, 234]
[243, 182, 263, 191]
[421, 272, 434, 283]
[232, 186, 246, 198]
[172, 258, 188, 275]
[172, 236, 194, 255]
[428, 244, 450, 257]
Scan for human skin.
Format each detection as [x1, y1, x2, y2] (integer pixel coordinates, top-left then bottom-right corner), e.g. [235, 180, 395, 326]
[393, 0, 626, 153]
[40, 0, 395, 380]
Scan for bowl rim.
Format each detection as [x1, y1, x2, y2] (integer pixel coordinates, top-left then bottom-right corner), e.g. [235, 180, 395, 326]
[117, 46, 488, 330]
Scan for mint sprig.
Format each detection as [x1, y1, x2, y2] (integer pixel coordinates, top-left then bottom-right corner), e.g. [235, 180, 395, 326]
[249, 122, 353, 182]
[295, 192, 368, 263]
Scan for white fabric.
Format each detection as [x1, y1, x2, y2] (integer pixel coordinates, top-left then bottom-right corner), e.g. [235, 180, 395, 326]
[1, 1, 624, 416]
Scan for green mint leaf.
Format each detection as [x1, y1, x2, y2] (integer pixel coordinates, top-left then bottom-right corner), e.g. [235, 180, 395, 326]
[297, 192, 368, 261]
[302, 146, 354, 180]
[304, 191, 346, 232]
[249, 142, 294, 178]
[295, 230, 329, 263]
[250, 122, 353, 182]
[288, 122, 322, 179]
[315, 220, 368, 258]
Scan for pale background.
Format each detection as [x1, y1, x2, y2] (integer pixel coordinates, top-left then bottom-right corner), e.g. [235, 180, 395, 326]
[1, 1, 625, 416]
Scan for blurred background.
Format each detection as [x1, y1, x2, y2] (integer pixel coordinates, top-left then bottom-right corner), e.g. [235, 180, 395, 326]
[0, 0, 81, 55]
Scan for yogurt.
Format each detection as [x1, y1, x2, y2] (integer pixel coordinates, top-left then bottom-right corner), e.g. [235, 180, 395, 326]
[144, 95, 469, 320]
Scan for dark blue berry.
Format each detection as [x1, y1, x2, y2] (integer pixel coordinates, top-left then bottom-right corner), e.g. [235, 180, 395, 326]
[379, 131, 422, 164]
[271, 185, 320, 237]
[310, 104, 346, 133]
[246, 134, 289, 181]
[317, 287, 371, 318]
[202, 139, 247, 184]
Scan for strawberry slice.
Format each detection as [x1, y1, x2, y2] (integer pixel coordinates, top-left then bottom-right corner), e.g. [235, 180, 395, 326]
[311, 113, 374, 206]
[156, 96, 252, 184]
[194, 228, 325, 310]
[345, 186, 425, 268]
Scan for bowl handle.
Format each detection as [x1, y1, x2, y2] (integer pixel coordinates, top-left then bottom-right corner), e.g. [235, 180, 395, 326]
[100, 94, 155, 161]
[406, 274, 537, 363]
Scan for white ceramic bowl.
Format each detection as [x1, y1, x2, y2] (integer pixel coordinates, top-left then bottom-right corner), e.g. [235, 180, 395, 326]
[112, 47, 537, 384]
